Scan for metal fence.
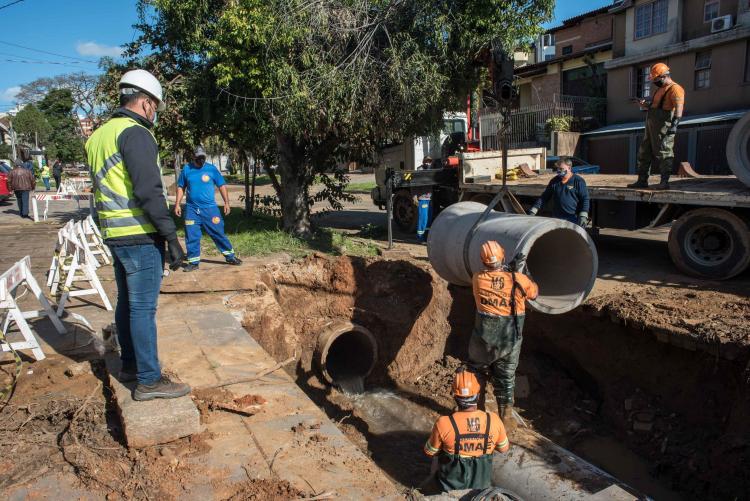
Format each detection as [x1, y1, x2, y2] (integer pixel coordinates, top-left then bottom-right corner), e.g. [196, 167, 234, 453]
[480, 94, 606, 150]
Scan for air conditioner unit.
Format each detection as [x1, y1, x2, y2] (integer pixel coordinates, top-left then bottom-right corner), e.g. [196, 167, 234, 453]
[711, 15, 733, 33]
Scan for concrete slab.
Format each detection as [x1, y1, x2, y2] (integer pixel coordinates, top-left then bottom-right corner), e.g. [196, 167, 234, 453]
[105, 356, 203, 448]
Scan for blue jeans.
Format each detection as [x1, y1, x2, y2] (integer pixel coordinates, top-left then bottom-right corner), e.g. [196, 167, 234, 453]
[110, 242, 165, 385]
[14, 190, 30, 217]
[42, 177, 50, 190]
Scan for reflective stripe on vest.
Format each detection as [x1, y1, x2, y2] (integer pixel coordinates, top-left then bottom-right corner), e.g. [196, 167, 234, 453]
[85, 116, 158, 239]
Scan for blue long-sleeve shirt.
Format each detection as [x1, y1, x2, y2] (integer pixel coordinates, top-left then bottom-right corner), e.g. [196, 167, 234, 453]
[532, 174, 590, 222]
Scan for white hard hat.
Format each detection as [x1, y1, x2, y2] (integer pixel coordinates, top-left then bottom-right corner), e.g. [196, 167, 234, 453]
[119, 69, 166, 111]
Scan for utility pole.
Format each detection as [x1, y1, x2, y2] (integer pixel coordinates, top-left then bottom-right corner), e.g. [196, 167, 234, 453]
[9, 117, 17, 160]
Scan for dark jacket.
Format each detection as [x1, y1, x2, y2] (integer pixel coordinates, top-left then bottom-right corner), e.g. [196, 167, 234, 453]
[532, 173, 590, 222]
[8, 166, 35, 192]
[104, 107, 177, 247]
[52, 162, 63, 176]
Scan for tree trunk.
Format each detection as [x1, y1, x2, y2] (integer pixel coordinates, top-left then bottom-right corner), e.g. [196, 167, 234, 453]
[276, 133, 311, 237]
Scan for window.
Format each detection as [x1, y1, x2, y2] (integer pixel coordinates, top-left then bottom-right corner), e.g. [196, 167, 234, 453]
[562, 45, 573, 55]
[635, 0, 668, 39]
[633, 65, 652, 98]
[695, 51, 711, 89]
[704, 0, 720, 22]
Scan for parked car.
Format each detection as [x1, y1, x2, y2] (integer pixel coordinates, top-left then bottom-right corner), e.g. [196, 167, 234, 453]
[0, 161, 11, 202]
[546, 155, 601, 174]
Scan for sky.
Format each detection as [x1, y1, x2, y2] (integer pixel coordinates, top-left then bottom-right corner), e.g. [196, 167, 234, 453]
[0, 0, 616, 110]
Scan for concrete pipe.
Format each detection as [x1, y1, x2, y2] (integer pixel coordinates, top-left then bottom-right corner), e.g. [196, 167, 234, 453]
[315, 321, 378, 387]
[490, 428, 642, 501]
[427, 202, 598, 314]
[727, 111, 750, 187]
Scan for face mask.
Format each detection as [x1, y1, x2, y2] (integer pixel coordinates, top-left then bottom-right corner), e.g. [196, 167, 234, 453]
[556, 169, 568, 178]
[152, 111, 158, 126]
[654, 79, 665, 88]
[195, 158, 205, 167]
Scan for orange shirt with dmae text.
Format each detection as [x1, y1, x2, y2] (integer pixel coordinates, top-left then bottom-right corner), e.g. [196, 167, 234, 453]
[472, 269, 538, 317]
[424, 410, 509, 458]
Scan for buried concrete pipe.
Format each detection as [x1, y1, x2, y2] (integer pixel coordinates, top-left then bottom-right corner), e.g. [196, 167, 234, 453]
[427, 202, 598, 314]
[315, 321, 378, 387]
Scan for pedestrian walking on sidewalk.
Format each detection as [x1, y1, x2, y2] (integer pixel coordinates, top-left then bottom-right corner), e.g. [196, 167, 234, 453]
[52, 159, 63, 190]
[174, 146, 242, 272]
[467, 241, 538, 431]
[424, 368, 509, 492]
[41, 162, 51, 191]
[7, 159, 35, 219]
[628, 63, 685, 191]
[85, 68, 189, 401]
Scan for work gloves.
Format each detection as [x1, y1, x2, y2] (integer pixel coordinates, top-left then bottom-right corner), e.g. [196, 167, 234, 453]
[578, 212, 589, 228]
[506, 253, 526, 273]
[166, 236, 186, 270]
[528, 207, 539, 216]
[667, 116, 681, 135]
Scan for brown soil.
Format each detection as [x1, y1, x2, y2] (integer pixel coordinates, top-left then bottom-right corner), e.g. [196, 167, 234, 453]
[589, 287, 750, 350]
[221, 478, 307, 500]
[0, 355, 269, 500]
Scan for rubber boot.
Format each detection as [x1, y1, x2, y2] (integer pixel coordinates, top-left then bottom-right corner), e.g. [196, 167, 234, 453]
[653, 175, 670, 190]
[499, 405, 518, 433]
[627, 175, 649, 189]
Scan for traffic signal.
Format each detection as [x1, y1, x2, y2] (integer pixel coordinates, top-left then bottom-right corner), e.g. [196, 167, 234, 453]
[492, 49, 515, 105]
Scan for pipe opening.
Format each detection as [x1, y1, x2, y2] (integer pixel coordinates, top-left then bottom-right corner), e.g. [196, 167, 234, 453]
[526, 228, 596, 313]
[317, 323, 377, 393]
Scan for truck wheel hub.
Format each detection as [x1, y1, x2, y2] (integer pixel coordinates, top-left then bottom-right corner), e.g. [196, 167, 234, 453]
[686, 224, 732, 265]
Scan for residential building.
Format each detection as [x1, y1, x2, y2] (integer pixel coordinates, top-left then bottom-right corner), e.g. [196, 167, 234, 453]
[582, 0, 750, 174]
[78, 116, 94, 137]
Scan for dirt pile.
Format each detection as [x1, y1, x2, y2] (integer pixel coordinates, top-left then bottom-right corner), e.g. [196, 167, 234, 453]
[221, 478, 307, 500]
[0, 356, 245, 500]
[234, 254, 455, 384]
[588, 287, 750, 351]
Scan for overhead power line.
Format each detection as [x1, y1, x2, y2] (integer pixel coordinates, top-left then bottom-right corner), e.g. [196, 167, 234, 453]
[0, 39, 99, 64]
[1, 58, 97, 70]
[0, 0, 25, 11]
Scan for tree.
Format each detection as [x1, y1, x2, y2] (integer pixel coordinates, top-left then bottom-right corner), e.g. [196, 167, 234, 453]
[38, 89, 85, 162]
[130, 0, 552, 236]
[17, 73, 100, 120]
[13, 104, 51, 147]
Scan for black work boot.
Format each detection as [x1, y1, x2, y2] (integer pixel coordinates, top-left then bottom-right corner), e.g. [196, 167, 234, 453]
[627, 175, 649, 189]
[226, 256, 243, 265]
[499, 405, 518, 433]
[653, 176, 670, 190]
[133, 376, 191, 401]
[182, 263, 199, 272]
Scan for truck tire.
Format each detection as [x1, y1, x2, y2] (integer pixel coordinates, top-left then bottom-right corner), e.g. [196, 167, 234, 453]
[726, 111, 750, 187]
[668, 208, 750, 279]
[392, 190, 418, 232]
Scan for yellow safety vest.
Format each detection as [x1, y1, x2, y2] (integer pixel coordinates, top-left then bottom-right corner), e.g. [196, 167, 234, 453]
[85, 116, 159, 239]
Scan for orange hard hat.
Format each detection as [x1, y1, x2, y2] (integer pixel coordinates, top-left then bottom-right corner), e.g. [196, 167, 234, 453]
[649, 63, 670, 81]
[480, 240, 505, 267]
[453, 368, 480, 399]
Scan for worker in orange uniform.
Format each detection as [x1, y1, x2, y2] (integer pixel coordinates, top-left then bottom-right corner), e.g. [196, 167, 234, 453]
[628, 62, 685, 191]
[424, 368, 509, 492]
[468, 241, 538, 429]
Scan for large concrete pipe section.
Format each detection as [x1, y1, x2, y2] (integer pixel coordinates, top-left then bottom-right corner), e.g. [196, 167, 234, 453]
[727, 111, 750, 187]
[315, 321, 377, 387]
[427, 202, 598, 314]
[490, 428, 642, 500]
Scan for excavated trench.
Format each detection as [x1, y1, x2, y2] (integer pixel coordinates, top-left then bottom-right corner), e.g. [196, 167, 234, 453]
[231, 255, 750, 500]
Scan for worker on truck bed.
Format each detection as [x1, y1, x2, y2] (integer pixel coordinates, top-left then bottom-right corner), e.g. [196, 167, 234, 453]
[529, 157, 590, 227]
[417, 155, 433, 170]
[424, 368, 509, 492]
[468, 241, 538, 430]
[628, 62, 685, 191]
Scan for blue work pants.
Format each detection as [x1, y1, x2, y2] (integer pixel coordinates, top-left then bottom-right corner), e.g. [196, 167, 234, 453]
[416, 195, 432, 241]
[14, 190, 30, 217]
[42, 177, 50, 190]
[184, 204, 235, 264]
[110, 243, 165, 385]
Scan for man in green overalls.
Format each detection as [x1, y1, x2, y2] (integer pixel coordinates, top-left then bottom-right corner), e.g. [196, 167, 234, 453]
[628, 62, 685, 191]
[424, 368, 509, 492]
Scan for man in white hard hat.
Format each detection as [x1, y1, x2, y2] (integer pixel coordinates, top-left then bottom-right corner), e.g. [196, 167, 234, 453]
[85, 69, 190, 401]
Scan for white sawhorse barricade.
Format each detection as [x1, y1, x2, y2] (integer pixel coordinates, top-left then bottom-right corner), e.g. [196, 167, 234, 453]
[47, 219, 112, 315]
[1, 256, 67, 361]
[32, 193, 93, 222]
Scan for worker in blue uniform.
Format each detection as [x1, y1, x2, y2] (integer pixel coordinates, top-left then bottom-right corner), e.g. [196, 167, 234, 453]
[174, 146, 242, 271]
[529, 157, 590, 227]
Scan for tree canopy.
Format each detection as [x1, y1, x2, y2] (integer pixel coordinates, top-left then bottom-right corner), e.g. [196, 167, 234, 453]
[129, 0, 553, 235]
